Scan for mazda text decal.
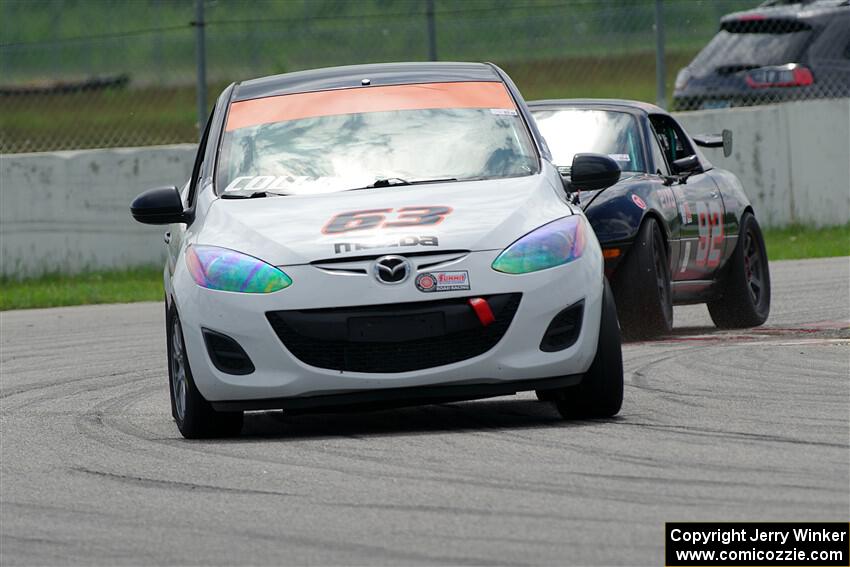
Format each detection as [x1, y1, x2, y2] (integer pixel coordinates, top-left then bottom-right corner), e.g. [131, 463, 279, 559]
[333, 235, 438, 254]
[322, 206, 452, 234]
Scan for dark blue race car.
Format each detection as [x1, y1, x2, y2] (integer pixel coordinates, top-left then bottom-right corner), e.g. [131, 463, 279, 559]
[530, 99, 771, 339]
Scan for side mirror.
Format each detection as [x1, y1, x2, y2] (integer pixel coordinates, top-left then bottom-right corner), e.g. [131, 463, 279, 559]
[130, 186, 188, 225]
[672, 154, 702, 176]
[570, 153, 621, 191]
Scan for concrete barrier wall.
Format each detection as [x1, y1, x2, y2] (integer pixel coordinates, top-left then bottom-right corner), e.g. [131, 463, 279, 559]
[1, 145, 196, 278]
[1, 99, 847, 278]
[674, 98, 850, 228]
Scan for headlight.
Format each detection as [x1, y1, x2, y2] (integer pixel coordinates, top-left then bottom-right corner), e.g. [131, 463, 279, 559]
[492, 215, 586, 274]
[185, 245, 292, 293]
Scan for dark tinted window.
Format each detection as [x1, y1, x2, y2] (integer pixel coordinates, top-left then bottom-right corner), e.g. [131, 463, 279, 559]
[689, 22, 812, 75]
[650, 115, 694, 165]
[648, 127, 670, 176]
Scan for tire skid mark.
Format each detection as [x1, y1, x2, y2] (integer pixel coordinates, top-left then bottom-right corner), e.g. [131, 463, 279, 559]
[77, 351, 809, 510]
[622, 421, 848, 449]
[86, 389, 597, 489]
[1, 534, 72, 548]
[212, 526, 522, 567]
[3, 262, 848, 566]
[0, 369, 148, 400]
[68, 466, 298, 497]
[324, 501, 583, 523]
[0, 499, 125, 520]
[89, 400, 750, 508]
[68, 386, 703, 532]
[73, 382, 180, 462]
[2, 376, 155, 417]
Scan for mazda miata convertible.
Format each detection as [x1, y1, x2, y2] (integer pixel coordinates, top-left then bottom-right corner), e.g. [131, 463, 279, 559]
[131, 62, 623, 438]
[530, 99, 771, 339]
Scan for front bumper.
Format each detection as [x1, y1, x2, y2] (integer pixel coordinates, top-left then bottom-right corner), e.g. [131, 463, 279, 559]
[173, 246, 604, 403]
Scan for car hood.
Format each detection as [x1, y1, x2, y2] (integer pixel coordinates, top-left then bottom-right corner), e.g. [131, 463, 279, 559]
[197, 171, 572, 266]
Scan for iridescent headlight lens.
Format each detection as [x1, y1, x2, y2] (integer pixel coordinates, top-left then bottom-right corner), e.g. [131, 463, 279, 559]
[185, 245, 292, 293]
[492, 215, 586, 274]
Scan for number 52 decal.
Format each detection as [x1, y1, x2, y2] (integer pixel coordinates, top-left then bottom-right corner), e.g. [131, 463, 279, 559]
[322, 206, 453, 234]
[695, 200, 724, 267]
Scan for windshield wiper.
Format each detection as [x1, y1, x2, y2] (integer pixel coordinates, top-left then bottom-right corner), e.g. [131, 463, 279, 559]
[220, 191, 283, 200]
[350, 177, 459, 191]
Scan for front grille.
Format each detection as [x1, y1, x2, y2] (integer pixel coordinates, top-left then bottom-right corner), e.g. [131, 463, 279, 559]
[266, 293, 521, 373]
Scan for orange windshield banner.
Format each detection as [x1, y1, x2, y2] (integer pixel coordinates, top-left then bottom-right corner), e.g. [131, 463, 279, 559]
[225, 81, 516, 131]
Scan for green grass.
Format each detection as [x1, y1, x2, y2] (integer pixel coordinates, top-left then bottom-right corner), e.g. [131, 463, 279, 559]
[1, 226, 847, 311]
[0, 267, 163, 311]
[763, 224, 850, 262]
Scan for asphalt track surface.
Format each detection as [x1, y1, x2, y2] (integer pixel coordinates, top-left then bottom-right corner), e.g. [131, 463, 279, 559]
[1, 257, 848, 566]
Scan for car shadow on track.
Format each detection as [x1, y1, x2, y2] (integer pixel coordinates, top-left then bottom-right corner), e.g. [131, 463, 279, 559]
[227, 398, 623, 441]
[622, 326, 731, 345]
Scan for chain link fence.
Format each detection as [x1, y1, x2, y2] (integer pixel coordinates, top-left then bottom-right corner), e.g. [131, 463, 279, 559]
[1, 0, 847, 154]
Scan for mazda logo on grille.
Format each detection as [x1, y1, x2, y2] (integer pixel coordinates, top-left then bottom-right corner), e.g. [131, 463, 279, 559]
[373, 255, 410, 285]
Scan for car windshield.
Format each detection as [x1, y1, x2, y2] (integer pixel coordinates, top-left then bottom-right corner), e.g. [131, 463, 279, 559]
[217, 81, 539, 196]
[532, 108, 646, 173]
[689, 28, 812, 76]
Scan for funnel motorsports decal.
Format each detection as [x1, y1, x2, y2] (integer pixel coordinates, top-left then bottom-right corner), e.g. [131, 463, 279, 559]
[415, 271, 470, 293]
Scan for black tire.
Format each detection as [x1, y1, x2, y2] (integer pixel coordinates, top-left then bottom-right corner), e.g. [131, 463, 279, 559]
[535, 389, 557, 402]
[707, 212, 770, 328]
[166, 307, 243, 439]
[554, 278, 624, 419]
[612, 217, 673, 339]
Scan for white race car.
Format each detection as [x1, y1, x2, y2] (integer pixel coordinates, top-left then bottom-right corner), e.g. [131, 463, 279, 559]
[131, 62, 624, 438]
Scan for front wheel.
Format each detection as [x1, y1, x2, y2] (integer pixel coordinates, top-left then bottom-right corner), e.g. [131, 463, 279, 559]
[612, 217, 673, 339]
[166, 308, 243, 439]
[706, 212, 770, 328]
[554, 278, 624, 419]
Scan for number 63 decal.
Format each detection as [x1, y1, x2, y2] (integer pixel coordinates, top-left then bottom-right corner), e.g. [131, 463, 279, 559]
[322, 206, 453, 234]
[695, 201, 724, 267]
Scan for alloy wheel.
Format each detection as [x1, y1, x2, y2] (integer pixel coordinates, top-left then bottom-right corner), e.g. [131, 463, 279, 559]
[743, 228, 764, 305]
[170, 318, 188, 422]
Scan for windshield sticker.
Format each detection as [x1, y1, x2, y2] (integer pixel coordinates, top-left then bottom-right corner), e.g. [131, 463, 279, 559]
[222, 175, 358, 195]
[226, 81, 516, 131]
[415, 271, 470, 293]
[609, 154, 631, 162]
[490, 108, 518, 116]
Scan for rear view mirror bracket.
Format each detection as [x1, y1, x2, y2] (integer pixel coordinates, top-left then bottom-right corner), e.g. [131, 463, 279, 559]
[693, 129, 733, 158]
[671, 155, 702, 181]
